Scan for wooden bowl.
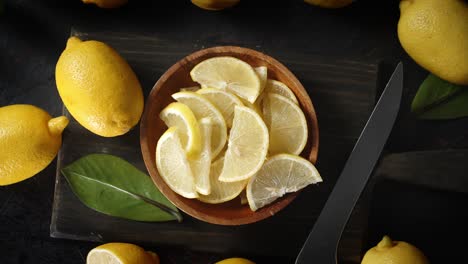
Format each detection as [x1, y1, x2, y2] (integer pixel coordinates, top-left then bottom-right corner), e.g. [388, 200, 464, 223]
[140, 46, 319, 225]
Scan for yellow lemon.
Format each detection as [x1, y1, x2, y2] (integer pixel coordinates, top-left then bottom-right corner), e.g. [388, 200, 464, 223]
[87, 242, 159, 264]
[0, 104, 68, 185]
[82, 0, 128, 8]
[304, 0, 353, 8]
[215, 257, 255, 264]
[191, 0, 240, 10]
[398, 0, 468, 85]
[361, 236, 429, 264]
[56, 37, 144, 137]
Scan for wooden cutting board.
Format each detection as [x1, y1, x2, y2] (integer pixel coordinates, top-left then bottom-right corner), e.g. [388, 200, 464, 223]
[50, 28, 378, 263]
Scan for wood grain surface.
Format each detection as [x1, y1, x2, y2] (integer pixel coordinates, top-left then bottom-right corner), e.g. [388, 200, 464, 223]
[50, 28, 378, 263]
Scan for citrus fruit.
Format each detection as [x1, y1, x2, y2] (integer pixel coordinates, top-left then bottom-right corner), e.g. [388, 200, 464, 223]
[262, 93, 308, 155]
[198, 157, 248, 204]
[218, 106, 269, 182]
[264, 79, 298, 105]
[0, 105, 68, 186]
[190, 56, 261, 103]
[246, 154, 322, 211]
[197, 87, 244, 127]
[191, 0, 240, 10]
[159, 102, 201, 158]
[172, 91, 227, 158]
[254, 66, 268, 93]
[56, 37, 143, 137]
[361, 235, 429, 264]
[304, 0, 353, 8]
[398, 0, 468, 85]
[86, 242, 159, 264]
[156, 127, 198, 198]
[82, 0, 128, 8]
[189, 118, 213, 195]
[215, 257, 256, 264]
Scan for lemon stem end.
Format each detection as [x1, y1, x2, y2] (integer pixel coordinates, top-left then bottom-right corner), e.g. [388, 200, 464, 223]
[66, 37, 82, 49]
[48, 116, 69, 135]
[377, 235, 394, 249]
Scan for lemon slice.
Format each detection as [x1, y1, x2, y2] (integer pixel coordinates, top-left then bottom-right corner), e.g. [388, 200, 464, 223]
[159, 102, 201, 158]
[239, 97, 262, 116]
[196, 88, 244, 127]
[87, 243, 158, 264]
[265, 79, 299, 105]
[156, 127, 198, 198]
[218, 106, 269, 182]
[246, 154, 322, 211]
[255, 66, 268, 93]
[262, 93, 308, 155]
[190, 56, 261, 103]
[198, 157, 248, 204]
[180, 86, 200, 92]
[189, 118, 212, 195]
[172, 91, 227, 158]
[239, 189, 248, 205]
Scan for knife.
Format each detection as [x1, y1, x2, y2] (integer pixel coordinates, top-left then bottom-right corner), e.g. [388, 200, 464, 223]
[295, 62, 404, 264]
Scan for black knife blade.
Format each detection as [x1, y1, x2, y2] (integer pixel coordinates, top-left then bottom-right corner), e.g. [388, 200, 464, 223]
[295, 62, 404, 264]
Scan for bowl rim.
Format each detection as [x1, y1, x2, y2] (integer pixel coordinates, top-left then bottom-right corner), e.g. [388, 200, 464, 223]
[140, 45, 319, 225]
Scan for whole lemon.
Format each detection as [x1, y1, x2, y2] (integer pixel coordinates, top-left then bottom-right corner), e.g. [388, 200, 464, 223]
[191, 0, 240, 10]
[56, 37, 144, 137]
[304, 0, 353, 8]
[361, 236, 429, 264]
[82, 0, 128, 8]
[87, 242, 159, 264]
[215, 258, 255, 264]
[0, 104, 68, 186]
[398, 0, 468, 85]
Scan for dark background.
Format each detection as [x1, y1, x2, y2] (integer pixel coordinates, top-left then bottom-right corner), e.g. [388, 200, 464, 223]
[1, 0, 467, 263]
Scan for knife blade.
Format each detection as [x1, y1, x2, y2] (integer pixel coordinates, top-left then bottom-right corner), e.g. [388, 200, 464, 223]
[295, 62, 404, 264]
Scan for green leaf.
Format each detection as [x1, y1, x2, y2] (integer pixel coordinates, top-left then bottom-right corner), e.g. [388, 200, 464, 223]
[62, 154, 182, 222]
[411, 74, 468, 120]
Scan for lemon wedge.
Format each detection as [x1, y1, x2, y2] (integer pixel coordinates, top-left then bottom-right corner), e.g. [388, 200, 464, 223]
[87, 242, 159, 264]
[247, 154, 322, 211]
[159, 102, 201, 158]
[218, 106, 269, 182]
[156, 127, 198, 199]
[190, 56, 261, 103]
[255, 66, 268, 93]
[190, 118, 213, 195]
[198, 157, 248, 204]
[264, 79, 298, 105]
[197, 88, 244, 127]
[262, 93, 308, 155]
[172, 91, 227, 158]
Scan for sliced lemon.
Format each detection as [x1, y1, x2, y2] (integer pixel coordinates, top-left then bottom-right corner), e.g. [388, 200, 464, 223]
[264, 79, 299, 105]
[156, 127, 198, 199]
[180, 85, 200, 92]
[86, 242, 158, 264]
[172, 91, 227, 158]
[262, 93, 308, 155]
[159, 102, 201, 158]
[239, 97, 262, 117]
[218, 106, 269, 182]
[198, 157, 248, 204]
[255, 66, 268, 93]
[196, 88, 244, 128]
[189, 118, 212, 195]
[239, 189, 248, 205]
[247, 154, 322, 211]
[190, 56, 261, 103]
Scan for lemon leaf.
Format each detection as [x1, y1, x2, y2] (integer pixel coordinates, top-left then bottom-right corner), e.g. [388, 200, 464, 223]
[411, 74, 468, 120]
[62, 154, 182, 222]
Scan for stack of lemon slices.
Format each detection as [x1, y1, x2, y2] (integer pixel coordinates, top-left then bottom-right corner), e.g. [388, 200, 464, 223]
[156, 56, 322, 211]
